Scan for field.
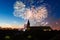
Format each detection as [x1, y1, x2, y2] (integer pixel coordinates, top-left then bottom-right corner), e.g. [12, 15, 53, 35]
[0, 29, 60, 40]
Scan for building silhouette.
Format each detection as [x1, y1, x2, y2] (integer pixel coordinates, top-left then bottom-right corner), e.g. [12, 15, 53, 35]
[25, 20, 52, 31]
[26, 20, 30, 28]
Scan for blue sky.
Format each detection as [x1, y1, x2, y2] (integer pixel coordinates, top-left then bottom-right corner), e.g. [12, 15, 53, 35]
[0, 0, 60, 29]
[0, 0, 24, 26]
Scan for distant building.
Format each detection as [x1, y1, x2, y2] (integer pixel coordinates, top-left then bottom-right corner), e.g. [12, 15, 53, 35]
[26, 20, 30, 28]
[28, 26, 52, 31]
[24, 20, 52, 31]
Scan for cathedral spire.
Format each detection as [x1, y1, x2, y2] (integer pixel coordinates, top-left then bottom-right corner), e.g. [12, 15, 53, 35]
[27, 20, 30, 28]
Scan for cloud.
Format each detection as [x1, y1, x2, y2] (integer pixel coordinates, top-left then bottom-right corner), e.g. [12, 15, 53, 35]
[13, 1, 48, 26]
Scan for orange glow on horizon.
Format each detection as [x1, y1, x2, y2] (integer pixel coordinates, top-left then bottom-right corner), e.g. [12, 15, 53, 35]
[0, 24, 24, 29]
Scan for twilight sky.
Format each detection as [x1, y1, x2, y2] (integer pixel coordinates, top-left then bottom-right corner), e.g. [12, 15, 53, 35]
[0, 0, 60, 30]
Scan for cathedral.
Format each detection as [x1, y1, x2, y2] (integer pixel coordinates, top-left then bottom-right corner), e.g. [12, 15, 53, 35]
[24, 20, 52, 31]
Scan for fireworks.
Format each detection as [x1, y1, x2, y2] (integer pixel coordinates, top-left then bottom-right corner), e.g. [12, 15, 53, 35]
[13, 1, 48, 26]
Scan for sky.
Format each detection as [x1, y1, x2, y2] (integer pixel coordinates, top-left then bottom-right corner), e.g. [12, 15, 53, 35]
[0, 0, 60, 30]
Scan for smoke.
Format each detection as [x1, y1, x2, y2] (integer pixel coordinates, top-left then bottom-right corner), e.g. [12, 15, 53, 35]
[13, 1, 48, 26]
